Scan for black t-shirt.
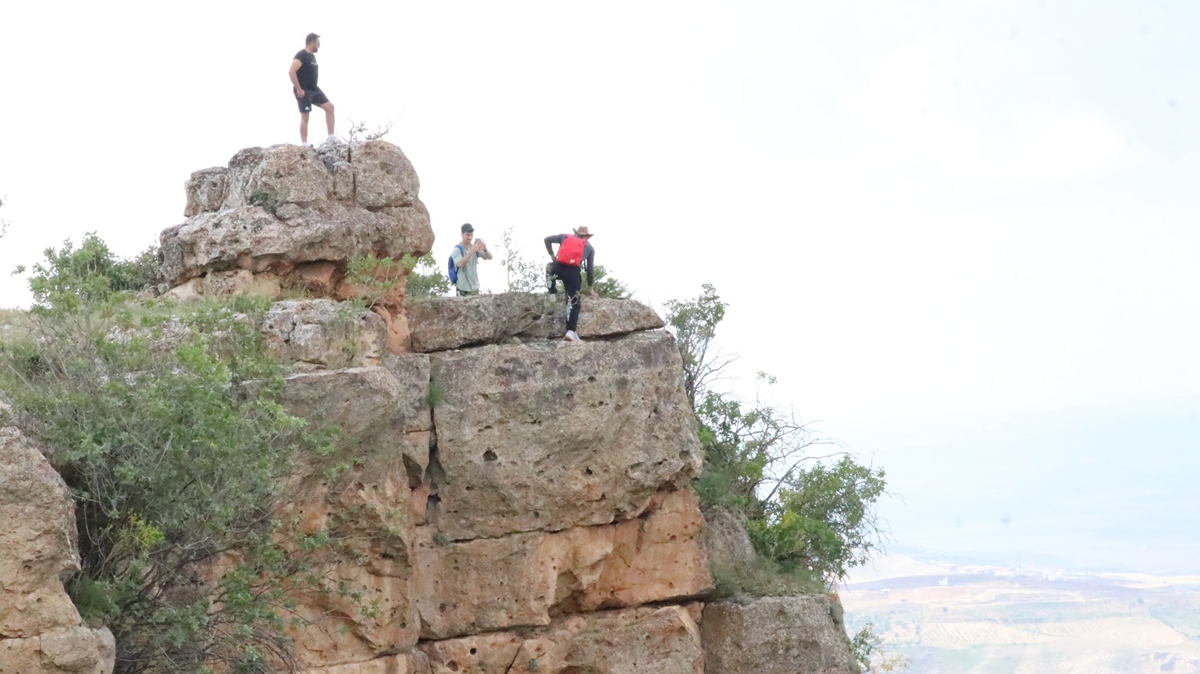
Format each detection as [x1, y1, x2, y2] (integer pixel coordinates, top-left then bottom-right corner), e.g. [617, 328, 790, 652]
[294, 50, 318, 90]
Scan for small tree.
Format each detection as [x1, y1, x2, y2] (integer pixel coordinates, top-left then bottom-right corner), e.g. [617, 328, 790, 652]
[663, 283, 734, 407]
[665, 284, 889, 587]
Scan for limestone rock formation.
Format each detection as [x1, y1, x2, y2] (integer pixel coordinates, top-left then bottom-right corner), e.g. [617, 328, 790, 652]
[261, 299, 388, 372]
[0, 428, 115, 674]
[2, 140, 862, 673]
[161, 140, 433, 291]
[406, 294, 665, 352]
[701, 595, 857, 673]
[299, 651, 431, 674]
[417, 604, 705, 674]
[701, 505, 760, 577]
[277, 361, 432, 669]
[427, 331, 702, 540]
[413, 489, 712, 640]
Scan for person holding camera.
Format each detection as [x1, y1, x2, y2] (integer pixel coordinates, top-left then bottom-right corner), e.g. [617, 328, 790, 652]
[544, 227, 596, 342]
[451, 223, 492, 296]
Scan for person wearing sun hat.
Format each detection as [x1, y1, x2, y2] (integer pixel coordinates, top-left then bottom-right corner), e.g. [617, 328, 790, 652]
[544, 226, 597, 342]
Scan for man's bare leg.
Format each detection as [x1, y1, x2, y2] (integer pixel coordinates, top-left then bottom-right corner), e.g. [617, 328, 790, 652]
[299, 111, 310, 144]
[318, 101, 336, 138]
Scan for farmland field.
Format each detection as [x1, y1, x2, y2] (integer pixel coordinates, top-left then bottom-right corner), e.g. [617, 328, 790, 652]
[842, 555, 1200, 673]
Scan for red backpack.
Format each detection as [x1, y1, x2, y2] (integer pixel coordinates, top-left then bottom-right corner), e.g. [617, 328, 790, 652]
[555, 235, 586, 267]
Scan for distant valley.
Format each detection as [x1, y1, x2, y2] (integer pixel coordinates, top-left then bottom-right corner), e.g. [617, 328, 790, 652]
[843, 555, 1200, 673]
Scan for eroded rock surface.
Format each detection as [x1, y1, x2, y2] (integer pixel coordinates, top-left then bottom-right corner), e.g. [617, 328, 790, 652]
[298, 650, 431, 674]
[413, 490, 712, 640]
[419, 604, 705, 674]
[406, 294, 665, 352]
[427, 330, 701, 540]
[701, 595, 857, 674]
[162, 141, 433, 288]
[278, 363, 432, 668]
[0, 428, 80, 639]
[0, 428, 116, 673]
[262, 299, 388, 372]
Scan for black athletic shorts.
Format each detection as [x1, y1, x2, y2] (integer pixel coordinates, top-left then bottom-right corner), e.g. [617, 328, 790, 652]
[295, 87, 330, 113]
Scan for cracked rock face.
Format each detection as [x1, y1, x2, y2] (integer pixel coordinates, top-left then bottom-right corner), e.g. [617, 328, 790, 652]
[278, 362, 432, 669]
[162, 140, 433, 288]
[426, 330, 703, 540]
[417, 604, 705, 674]
[0, 428, 80, 640]
[0, 427, 116, 674]
[412, 489, 712, 640]
[261, 299, 388, 372]
[405, 295, 666, 353]
[701, 596, 857, 674]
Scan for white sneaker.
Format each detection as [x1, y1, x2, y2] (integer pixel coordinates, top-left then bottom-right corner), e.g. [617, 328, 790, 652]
[564, 330, 580, 342]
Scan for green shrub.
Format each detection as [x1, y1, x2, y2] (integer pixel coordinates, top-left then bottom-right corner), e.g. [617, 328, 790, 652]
[666, 284, 890, 588]
[747, 456, 886, 581]
[1, 236, 350, 673]
[14, 233, 156, 312]
[403, 252, 451, 299]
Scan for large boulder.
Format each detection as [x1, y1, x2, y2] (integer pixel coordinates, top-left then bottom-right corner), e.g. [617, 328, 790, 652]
[413, 489, 712, 640]
[276, 362, 432, 668]
[0, 428, 82, 638]
[419, 604, 705, 674]
[261, 300, 388, 372]
[163, 141, 433, 288]
[0, 428, 116, 674]
[426, 331, 701, 540]
[701, 596, 857, 674]
[701, 505, 759, 578]
[406, 294, 665, 352]
[0, 627, 115, 674]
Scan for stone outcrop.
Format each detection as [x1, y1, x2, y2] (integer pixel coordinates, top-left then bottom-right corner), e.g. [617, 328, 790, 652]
[261, 299, 388, 372]
[701, 596, 857, 673]
[406, 294, 665, 352]
[413, 489, 712, 640]
[0, 428, 115, 674]
[161, 140, 433, 295]
[427, 330, 701, 540]
[3, 142, 861, 674]
[426, 604, 705, 674]
[701, 505, 760, 577]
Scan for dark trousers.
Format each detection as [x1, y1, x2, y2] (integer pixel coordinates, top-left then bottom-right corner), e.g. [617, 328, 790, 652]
[551, 261, 582, 331]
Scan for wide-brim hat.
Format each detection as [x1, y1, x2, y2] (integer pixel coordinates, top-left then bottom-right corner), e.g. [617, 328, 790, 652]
[573, 226, 594, 238]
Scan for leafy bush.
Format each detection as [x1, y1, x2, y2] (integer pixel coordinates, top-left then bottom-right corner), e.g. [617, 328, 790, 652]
[347, 252, 449, 304]
[15, 233, 159, 312]
[1, 236, 347, 673]
[403, 252, 451, 299]
[665, 284, 889, 588]
[747, 457, 887, 581]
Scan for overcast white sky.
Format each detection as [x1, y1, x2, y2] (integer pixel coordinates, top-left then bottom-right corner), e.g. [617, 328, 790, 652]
[3, 1, 1198, 569]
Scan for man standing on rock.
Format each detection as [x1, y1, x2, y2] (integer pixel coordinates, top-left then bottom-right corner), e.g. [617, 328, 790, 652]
[544, 227, 596, 343]
[452, 223, 492, 296]
[288, 33, 336, 145]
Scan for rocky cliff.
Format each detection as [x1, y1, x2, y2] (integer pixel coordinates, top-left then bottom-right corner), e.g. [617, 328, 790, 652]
[0, 429, 115, 674]
[0, 141, 857, 674]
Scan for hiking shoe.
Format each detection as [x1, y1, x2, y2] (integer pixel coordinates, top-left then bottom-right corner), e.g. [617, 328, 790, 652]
[564, 330, 581, 342]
